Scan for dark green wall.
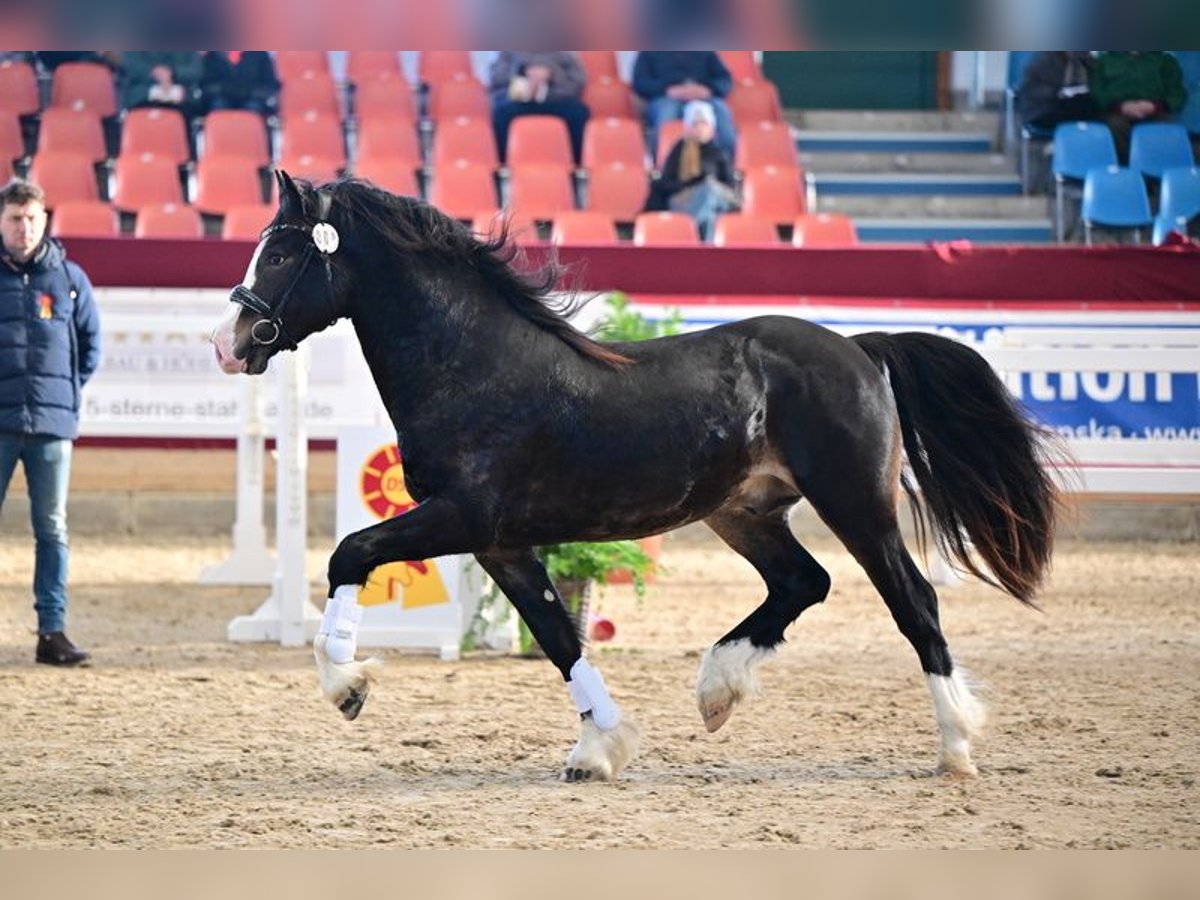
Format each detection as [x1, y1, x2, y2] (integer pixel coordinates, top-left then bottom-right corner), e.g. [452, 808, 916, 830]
[762, 52, 942, 110]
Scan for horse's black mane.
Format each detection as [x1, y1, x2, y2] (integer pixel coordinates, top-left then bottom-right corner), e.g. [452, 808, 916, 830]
[310, 177, 631, 369]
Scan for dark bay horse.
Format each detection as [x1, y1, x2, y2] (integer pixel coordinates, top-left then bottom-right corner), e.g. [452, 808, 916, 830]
[212, 172, 1060, 781]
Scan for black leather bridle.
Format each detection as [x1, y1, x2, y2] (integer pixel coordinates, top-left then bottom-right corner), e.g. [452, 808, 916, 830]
[229, 197, 340, 350]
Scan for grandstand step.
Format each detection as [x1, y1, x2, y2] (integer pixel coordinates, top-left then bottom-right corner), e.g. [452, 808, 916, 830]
[853, 218, 1054, 244]
[809, 173, 1022, 196]
[785, 109, 1000, 134]
[793, 131, 994, 154]
[799, 151, 1015, 175]
[816, 194, 1050, 220]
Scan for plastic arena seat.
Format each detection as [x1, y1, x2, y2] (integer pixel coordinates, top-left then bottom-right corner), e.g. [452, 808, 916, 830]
[655, 120, 685, 168]
[1081, 165, 1152, 244]
[719, 51, 763, 84]
[582, 79, 636, 121]
[506, 115, 573, 171]
[582, 117, 647, 171]
[506, 164, 576, 221]
[120, 106, 190, 165]
[278, 71, 341, 119]
[741, 165, 806, 225]
[193, 156, 266, 215]
[791, 212, 859, 246]
[50, 61, 118, 117]
[576, 51, 619, 83]
[432, 115, 499, 169]
[354, 75, 419, 124]
[726, 80, 783, 126]
[734, 120, 798, 172]
[586, 163, 649, 222]
[27, 152, 101, 208]
[712, 212, 779, 246]
[201, 110, 271, 166]
[355, 117, 422, 168]
[426, 78, 490, 123]
[352, 153, 420, 196]
[428, 159, 499, 220]
[111, 153, 185, 213]
[0, 60, 40, 117]
[632, 211, 700, 245]
[134, 202, 204, 238]
[1053, 121, 1118, 241]
[550, 210, 619, 245]
[36, 107, 107, 162]
[1158, 166, 1200, 223]
[346, 51, 403, 85]
[275, 155, 341, 184]
[418, 51, 474, 86]
[278, 111, 347, 170]
[274, 51, 330, 82]
[50, 200, 119, 238]
[0, 111, 26, 168]
[1128, 122, 1195, 180]
[471, 208, 536, 242]
[220, 203, 275, 240]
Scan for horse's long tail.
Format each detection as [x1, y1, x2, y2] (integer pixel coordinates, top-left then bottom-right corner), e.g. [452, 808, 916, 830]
[852, 331, 1063, 605]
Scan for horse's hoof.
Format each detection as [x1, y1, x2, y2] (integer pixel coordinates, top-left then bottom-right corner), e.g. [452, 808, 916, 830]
[338, 686, 369, 721]
[937, 754, 979, 778]
[563, 716, 640, 782]
[561, 766, 595, 783]
[700, 701, 734, 733]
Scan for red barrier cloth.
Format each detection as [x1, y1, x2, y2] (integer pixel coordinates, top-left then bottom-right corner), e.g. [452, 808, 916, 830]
[63, 238, 1200, 302]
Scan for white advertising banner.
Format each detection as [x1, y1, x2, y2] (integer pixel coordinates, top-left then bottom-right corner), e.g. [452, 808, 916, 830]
[335, 426, 481, 659]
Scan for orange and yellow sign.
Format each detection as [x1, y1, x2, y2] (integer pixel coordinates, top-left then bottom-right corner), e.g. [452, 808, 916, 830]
[357, 444, 448, 609]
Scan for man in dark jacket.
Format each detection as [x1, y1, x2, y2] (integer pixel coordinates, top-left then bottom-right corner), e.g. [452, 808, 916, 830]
[633, 51, 737, 161]
[200, 51, 280, 118]
[1016, 51, 1098, 132]
[0, 179, 101, 666]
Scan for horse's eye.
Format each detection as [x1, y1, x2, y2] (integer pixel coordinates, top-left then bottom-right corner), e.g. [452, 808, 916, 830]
[266, 253, 286, 266]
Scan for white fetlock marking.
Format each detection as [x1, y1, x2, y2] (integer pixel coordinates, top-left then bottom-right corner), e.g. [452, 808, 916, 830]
[568, 658, 621, 730]
[314, 586, 381, 712]
[696, 638, 774, 729]
[564, 715, 641, 782]
[927, 669, 987, 776]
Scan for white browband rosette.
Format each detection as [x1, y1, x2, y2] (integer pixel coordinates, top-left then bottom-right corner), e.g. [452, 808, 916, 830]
[312, 222, 340, 255]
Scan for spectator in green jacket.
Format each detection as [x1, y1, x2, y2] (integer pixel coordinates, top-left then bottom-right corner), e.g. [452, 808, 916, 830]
[120, 51, 204, 120]
[1090, 51, 1188, 162]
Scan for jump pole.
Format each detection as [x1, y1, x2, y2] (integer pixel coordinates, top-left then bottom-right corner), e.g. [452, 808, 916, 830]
[227, 347, 322, 646]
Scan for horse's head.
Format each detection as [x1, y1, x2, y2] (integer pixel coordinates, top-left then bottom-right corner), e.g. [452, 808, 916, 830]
[212, 171, 349, 375]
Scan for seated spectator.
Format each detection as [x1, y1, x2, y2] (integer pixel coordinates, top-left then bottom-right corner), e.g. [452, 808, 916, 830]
[488, 52, 590, 165]
[1090, 51, 1188, 162]
[200, 51, 280, 118]
[645, 100, 738, 242]
[120, 51, 203, 119]
[1017, 52, 1098, 132]
[633, 51, 737, 161]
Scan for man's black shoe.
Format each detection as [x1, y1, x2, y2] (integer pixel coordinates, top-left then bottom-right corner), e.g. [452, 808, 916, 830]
[35, 632, 91, 667]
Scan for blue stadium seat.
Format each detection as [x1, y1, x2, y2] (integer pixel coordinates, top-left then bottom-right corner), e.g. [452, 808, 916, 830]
[1128, 122, 1195, 180]
[1081, 165, 1152, 244]
[1053, 121, 1118, 242]
[1159, 165, 1200, 222]
[1151, 212, 1196, 245]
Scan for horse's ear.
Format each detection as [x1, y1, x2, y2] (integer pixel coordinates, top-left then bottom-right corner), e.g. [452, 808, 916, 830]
[276, 169, 303, 218]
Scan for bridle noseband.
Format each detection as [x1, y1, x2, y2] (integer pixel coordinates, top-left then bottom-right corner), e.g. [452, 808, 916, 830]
[229, 194, 340, 351]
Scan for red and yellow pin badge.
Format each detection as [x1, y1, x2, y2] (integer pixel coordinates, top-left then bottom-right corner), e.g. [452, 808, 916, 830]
[37, 294, 53, 320]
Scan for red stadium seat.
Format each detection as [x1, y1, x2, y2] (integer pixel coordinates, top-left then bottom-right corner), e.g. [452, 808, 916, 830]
[346, 51, 402, 85]
[50, 200, 119, 238]
[426, 78, 490, 123]
[354, 75, 419, 124]
[633, 211, 700, 246]
[586, 164, 649, 222]
[576, 51, 619, 83]
[472, 209, 537, 242]
[0, 60, 40, 117]
[727, 80, 783, 126]
[120, 106, 190, 165]
[655, 120, 685, 168]
[28, 152, 100, 208]
[583, 78, 636, 121]
[0, 112, 26, 167]
[791, 212, 859, 247]
[741, 165, 806, 225]
[36, 107, 107, 163]
[275, 155, 341, 184]
[111, 153, 185, 213]
[712, 213, 779, 246]
[353, 153, 420, 196]
[279, 71, 340, 119]
[278, 111, 346, 169]
[418, 51, 474, 86]
[506, 164, 575, 221]
[50, 61, 118, 117]
[433, 116, 498, 169]
[193, 156, 266, 214]
[428, 160, 498, 220]
[582, 117, 647, 171]
[356, 117, 421, 167]
[507, 115, 573, 170]
[550, 210, 618, 245]
[274, 51, 330, 82]
[734, 120, 798, 172]
[221, 203, 275, 240]
[134, 202, 204, 238]
[718, 51, 763, 84]
[202, 110, 271, 166]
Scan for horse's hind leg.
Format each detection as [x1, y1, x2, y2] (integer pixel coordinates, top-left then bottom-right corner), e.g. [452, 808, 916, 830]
[697, 504, 831, 733]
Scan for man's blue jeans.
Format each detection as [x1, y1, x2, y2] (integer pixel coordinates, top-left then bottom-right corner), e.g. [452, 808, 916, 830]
[0, 434, 72, 634]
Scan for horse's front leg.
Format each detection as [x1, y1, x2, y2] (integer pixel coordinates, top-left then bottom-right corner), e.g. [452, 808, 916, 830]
[477, 549, 640, 782]
[315, 498, 474, 720]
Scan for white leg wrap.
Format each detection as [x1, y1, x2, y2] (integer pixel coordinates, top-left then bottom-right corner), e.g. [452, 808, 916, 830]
[568, 658, 621, 731]
[319, 584, 362, 665]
